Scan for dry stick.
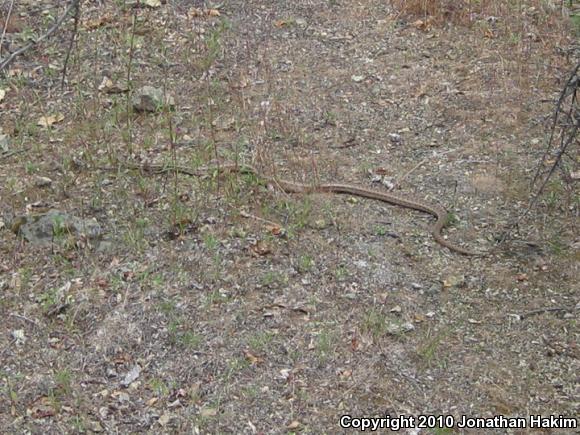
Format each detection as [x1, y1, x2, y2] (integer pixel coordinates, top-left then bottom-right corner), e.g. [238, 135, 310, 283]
[392, 149, 453, 191]
[392, 157, 427, 191]
[0, 148, 27, 161]
[60, 0, 81, 88]
[494, 63, 579, 247]
[0, 0, 15, 58]
[0, 0, 79, 71]
[518, 305, 579, 320]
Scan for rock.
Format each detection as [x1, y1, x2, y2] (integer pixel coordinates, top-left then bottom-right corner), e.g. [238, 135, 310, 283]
[386, 321, 415, 335]
[388, 133, 402, 144]
[0, 133, 9, 152]
[15, 210, 103, 246]
[132, 86, 175, 112]
[34, 176, 53, 188]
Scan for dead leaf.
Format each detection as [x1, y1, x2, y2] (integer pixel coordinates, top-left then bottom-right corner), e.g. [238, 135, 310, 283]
[83, 15, 112, 30]
[207, 9, 220, 17]
[274, 19, 288, 27]
[338, 369, 352, 379]
[287, 420, 301, 430]
[244, 350, 264, 365]
[442, 275, 464, 288]
[27, 396, 57, 419]
[0, 15, 25, 33]
[351, 335, 360, 351]
[98, 76, 129, 94]
[37, 113, 64, 128]
[188, 7, 202, 17]
[267, 224, 283, 236]
[413, 312, 426, 322]
[143, 0, 161, 7]
[515, 273, 528, 282]
[0, 89, 5, 102]
[158, 412, 172, 426]
[200, 407, 218, 417]
[250, 240, 271, 256]
[484, 28, 495, 38]
[411, 18, 432, 31]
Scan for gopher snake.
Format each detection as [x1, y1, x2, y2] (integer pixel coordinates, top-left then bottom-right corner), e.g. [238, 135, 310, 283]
[118, 160, 481, 256]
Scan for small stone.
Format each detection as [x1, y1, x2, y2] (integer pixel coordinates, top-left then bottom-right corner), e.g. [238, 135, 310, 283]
[388, 133, 402, 144]
[351, 75, 364, 83]
[132, 86, 175, 112]
[313, 219, 328, 229]
[12, 329, 26, 345]
[34, 176, 53, 187]
[0, 134, 10, 152]
[386, 321, 415, 335]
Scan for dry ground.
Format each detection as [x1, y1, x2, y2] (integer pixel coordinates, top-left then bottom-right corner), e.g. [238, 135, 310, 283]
[0, 1, 578, 433]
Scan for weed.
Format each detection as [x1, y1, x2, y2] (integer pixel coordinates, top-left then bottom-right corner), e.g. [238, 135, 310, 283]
[159, 298, 177, 315]
[260, 270, 287, 288]
[375, 225, 388, 236]
[316, 328, 338, 362]
[204, 289, 230, 306]
[181, 331, 203, 349]
[297, 254, 314, 273]
[202, 232, 220, 251]
[247, 331, 275, 353]
[54, 369, 73, 395]
[417, 329, 450, 368]
[335, 264, 349, 281]
[149, 378, 169, 397]
[361, 309, 388, 338]
[227, 356, 249, 374]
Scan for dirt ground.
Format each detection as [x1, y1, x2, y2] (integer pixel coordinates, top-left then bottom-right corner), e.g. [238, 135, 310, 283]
[0, 1, 578, 433]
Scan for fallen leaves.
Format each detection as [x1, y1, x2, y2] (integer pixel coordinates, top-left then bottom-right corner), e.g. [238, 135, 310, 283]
[142, 0, 162, 7]
[250, 240, 271, 257]
[37, 113, 64, 128]
[188, 7, 221, 18]
[243, 349, 264, 365]
[411, 18, 433, 31]
[83, 14, 113, 30]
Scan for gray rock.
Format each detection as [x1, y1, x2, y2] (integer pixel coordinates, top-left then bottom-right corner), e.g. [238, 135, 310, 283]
[16, 210, 103, 246]
[132, 86, 175, 112]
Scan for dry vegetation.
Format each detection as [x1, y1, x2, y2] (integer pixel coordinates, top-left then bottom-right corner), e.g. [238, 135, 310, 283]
[0, 0, 578, 433]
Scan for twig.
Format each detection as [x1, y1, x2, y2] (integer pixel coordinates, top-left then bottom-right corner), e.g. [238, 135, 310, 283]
[494, 62, 579, 248]
[10, 312, 40, 327]
[517, 305, 579, 320]
[239, 210, 284, 229]
[61, 0, 81, 88]
[392, 149, 453, 191]
[392, 157, 427, 191]
[0, 0, 80, 71]
[0, 148, 27, 161]
[0, 0, 15, 58]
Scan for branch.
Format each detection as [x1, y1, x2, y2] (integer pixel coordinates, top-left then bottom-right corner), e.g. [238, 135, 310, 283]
[0, 0, 80, 71]
[0, 0, 15, 58]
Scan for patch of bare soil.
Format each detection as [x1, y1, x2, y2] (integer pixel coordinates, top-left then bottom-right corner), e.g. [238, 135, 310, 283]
[0, 0, 578, 433]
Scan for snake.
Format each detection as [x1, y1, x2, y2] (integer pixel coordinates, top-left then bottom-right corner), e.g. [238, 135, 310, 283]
[117, 160, 481, 256]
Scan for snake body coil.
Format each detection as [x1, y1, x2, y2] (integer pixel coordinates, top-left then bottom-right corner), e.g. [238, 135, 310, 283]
[120, 161, 480, 256]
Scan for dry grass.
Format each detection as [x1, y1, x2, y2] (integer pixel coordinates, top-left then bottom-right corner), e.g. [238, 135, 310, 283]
[393, 0, 570, 32]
